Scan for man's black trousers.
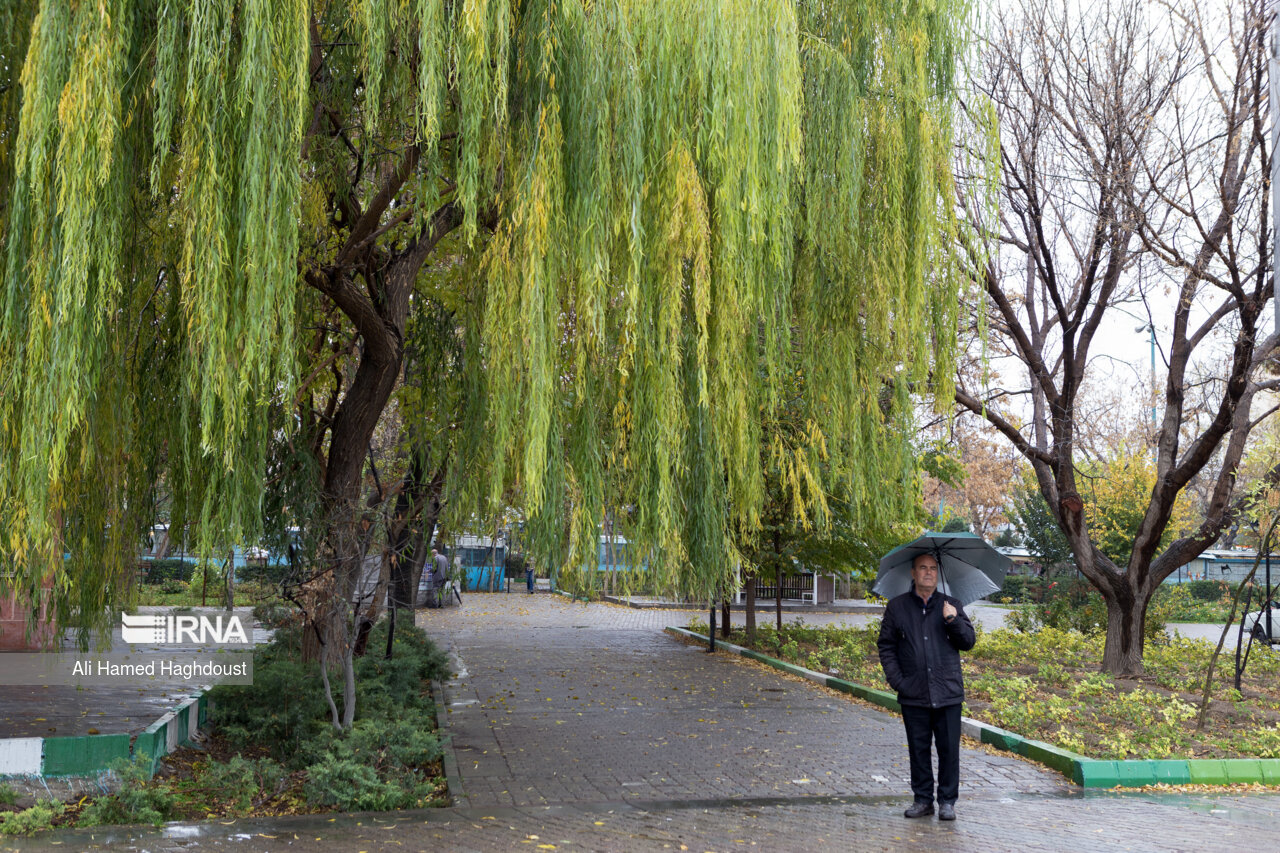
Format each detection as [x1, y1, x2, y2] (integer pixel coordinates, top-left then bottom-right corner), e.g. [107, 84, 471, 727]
[901, 703, 962, 805]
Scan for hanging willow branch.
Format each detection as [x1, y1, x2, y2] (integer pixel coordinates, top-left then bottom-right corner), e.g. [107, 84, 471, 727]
[1, 0, 974, 636]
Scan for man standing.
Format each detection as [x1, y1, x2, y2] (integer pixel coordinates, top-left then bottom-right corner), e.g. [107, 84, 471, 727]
[425, 548, 450, 607]
[432, 548, 450, 584]
[877, 552, 976, 821]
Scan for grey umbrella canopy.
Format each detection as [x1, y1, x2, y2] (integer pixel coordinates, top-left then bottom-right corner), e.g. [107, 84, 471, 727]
[873, 532, 1011, 606]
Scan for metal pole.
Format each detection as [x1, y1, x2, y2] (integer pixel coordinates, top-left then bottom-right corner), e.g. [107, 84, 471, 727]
[1149, 325, 1157, 430]
[1271, 8, 1280, 331]
[709, 597, 716, 652]
[1267, 540, 1273, 642]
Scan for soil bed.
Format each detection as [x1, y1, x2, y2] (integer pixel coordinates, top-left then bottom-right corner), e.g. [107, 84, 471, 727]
[706, 620, 1280, 761]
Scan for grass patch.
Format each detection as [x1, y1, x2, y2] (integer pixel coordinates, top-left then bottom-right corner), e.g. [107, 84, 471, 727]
[700, 619, 1280, 761]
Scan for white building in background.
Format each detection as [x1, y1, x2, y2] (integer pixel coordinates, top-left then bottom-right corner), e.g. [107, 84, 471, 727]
[1174, 549, 1277, 585]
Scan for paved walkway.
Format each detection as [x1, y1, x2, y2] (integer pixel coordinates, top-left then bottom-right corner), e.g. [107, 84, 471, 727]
[11, 593, 1280, 852]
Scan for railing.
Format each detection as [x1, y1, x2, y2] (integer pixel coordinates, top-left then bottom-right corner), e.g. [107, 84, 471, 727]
[753, 573, 815, 602]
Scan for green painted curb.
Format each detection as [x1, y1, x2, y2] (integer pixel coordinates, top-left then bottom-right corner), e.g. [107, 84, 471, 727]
[25, 692, 206, 778]
[665, 626, 1280, 790]
[132, 724, 167, 775]
[41, 734, 131, 776]
[1077, 760, 1121, 788]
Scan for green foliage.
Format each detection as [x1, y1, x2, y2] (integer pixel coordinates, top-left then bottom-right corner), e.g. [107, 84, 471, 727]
[1184, 579, 1231, 603]
[189, 756, 285, 815]
[238, 561, 294, 585]
[300, 716, 442, 810]
[989, 574, 1038, 604]
[734, 621, 1280, 760]
[209, 626, 334, 761]
[1009, 477, 1074, 573]
[0, 784, 15, 806]
[1078, 447, 1197, 568]
[208, 619, 448, 811]
[78, 755, 175, 827]
[0, 800, 63, 836]
[1239, 723, 1280, 758]
[1, 0, 975, 624]
[993, 528, 1019, 547]
[140, 559, 196, 584]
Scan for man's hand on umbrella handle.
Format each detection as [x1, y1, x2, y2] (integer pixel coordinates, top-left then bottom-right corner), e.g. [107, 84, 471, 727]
[943, 601, 957, 622]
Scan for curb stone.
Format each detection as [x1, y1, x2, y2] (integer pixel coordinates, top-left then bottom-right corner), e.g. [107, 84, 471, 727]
[665, 626, 1280, 789]
[601, 595, 885, 614]
[431, 679, 467, 808]
[0, 693, 207, 780]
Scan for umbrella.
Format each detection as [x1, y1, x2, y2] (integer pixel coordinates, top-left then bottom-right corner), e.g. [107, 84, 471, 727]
[874, 532, 1011, 606]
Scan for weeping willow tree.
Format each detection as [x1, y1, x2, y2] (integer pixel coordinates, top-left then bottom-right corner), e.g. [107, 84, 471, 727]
[1, 0, 969, 647]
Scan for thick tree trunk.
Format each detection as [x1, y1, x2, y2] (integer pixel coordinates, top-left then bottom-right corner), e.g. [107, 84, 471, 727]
[775, 563, 783, 633]
[1100, 580, 1148, 677]
[745, 575, 756, 641]
[388, 459, 447, 611]
[722, 597, 731, 639]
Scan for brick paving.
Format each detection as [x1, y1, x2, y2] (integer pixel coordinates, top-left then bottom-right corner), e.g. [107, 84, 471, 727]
[429, 599, 1058, 808]
[12, 592, 1280, 852]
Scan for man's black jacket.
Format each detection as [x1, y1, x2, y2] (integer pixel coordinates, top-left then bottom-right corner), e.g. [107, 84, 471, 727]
[877, 588, 976, 709]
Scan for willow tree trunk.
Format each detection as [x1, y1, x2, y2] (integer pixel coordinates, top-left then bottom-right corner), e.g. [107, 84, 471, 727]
[745, 575, 757, 641]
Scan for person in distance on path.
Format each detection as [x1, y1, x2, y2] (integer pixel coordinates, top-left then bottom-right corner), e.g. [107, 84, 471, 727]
[877, 552, 976, 821]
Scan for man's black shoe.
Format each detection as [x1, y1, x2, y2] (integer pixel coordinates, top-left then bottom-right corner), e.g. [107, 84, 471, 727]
[938, 803, 956, 821]
[903, 802, 934, 818]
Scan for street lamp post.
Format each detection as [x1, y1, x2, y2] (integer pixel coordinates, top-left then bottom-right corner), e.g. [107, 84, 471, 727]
[1134, 323, 1157, 430]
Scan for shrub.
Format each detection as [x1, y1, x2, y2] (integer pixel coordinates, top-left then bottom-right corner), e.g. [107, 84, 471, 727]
[505, 553, 529, 575]
[78, 756, 175, 827]
[0, 783, 15, 806]
[252, 601, 299, 629]
[209, 627, 332, 763]
[991, 575, 1042, 604]
[302, 755, 410, 811]
[209, 618, 449, 814]
[0, 800, 64, 836]
[194, 756, 286, 814]
[1240, 723, 1280, 758]
[239, 561, 294, 585]
[1185, 579, 1231, 602]
[141, 559, 195, 584]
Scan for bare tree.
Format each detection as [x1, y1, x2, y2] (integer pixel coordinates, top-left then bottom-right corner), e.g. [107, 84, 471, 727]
[957, 0, 1275, 675]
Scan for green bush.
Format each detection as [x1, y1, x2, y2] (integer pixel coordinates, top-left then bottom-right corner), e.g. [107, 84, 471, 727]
[990, 574, 1041, 604]
[0, 800, 64, 836]
[209, 626, 333, 763]
[239, 561, 294, 585]
[1005, 580, 1107, 636]
[1184, 579, 1231, 602]
[505, 552, 529, 576]
[302, 754, 410, 811]
[208, 618, 449, 814]
[141, 558, 195, 584]
[252, 600, 299, 629]
[300, 715, 441, 810]
[79, 756, 175, 827]
[0, 783, 16, 806]
[188, 756, 285, 814]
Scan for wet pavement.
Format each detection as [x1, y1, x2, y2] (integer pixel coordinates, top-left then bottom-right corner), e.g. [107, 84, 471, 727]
[8, 594, 1280, 851]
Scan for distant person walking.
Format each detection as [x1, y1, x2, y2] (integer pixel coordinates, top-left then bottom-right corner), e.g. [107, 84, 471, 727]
[877, 552, 976, 821]
[424, 548, 450, 607]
